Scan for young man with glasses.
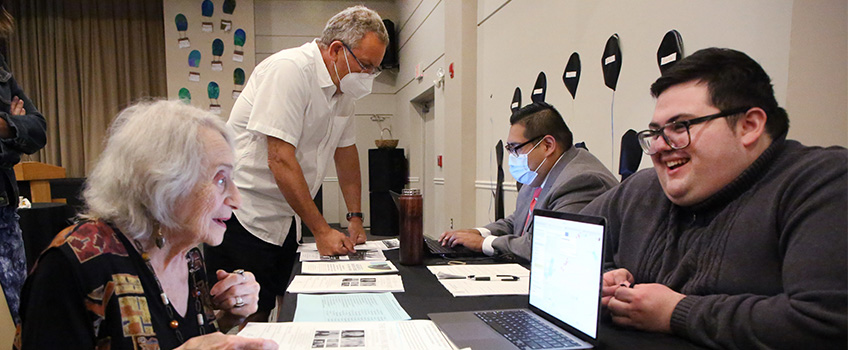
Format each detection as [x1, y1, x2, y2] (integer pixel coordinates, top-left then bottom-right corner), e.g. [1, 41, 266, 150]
[582, 48, 847, 349]
[205, 5, 388, 322]
[439, 102, 617, 261]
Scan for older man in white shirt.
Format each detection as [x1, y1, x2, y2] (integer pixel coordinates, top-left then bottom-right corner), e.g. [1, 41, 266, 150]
[205, 5, 388, 322]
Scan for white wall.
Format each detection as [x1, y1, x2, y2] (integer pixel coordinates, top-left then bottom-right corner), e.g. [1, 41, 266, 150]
[474, 0, 847, 224]
[246, 0, 847, 232]
[394, 0, 448, 236]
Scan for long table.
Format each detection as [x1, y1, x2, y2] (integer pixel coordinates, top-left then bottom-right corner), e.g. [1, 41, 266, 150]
[275, 248, 708, 350]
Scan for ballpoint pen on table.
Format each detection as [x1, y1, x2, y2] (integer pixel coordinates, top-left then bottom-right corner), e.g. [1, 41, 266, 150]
[436, 272, 520, 281]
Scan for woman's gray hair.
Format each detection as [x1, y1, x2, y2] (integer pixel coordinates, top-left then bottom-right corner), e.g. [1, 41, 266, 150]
[319, 5, 388, 48]
[82, 100, 233, 240]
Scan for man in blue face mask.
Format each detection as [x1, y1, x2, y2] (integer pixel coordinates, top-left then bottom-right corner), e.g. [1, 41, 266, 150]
[439, 102, 618, 261]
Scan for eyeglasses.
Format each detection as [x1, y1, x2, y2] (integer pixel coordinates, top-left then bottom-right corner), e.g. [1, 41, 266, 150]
[340, 41, 382, 76]
[636, 107, 751, 155]
[504, 135, 544, 157]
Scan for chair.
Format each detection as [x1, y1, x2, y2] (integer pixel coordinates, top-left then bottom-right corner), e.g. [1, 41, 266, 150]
[0, 283, 15, 349]
[619, 130, 642, 181]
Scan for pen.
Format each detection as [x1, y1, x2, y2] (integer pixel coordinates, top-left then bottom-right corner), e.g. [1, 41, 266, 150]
[469, 275, 520, 281]
[436, 273, 520, 281]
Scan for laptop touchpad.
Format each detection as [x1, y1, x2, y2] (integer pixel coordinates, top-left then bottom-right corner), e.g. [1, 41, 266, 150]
[443, 322, 494, 340]
[440, 322, 516, 350]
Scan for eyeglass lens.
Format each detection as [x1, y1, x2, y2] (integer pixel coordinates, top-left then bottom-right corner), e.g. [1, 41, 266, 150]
[638, 123, 690, 155]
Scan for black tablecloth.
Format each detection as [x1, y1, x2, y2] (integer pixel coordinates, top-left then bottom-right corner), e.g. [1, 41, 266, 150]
[275, 249, 708, 350]
[18, 202, 75, 270]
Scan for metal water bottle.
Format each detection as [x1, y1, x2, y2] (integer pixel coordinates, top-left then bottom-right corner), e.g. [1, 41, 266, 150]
[399, 188, 423, 265]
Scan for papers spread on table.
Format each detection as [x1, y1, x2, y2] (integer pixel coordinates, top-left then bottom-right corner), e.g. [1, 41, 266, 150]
[297, 239, 400, 253]
[239, 320, 454, 350]
[293, 293, 410, 322]
[426, 264, 531, 297]
[287, 275, 404, 294]
[300, 250, 387, 262]
[302, 261, 398, 274]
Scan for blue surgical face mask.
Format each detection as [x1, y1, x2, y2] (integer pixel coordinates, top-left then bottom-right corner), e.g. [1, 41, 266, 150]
[508, 139, 547, 185]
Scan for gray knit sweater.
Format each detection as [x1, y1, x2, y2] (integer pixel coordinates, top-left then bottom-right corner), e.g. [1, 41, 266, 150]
[581, 136, 847, 349]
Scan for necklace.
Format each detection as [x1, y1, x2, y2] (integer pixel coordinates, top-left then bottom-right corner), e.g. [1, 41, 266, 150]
[133, 240, 212, 343]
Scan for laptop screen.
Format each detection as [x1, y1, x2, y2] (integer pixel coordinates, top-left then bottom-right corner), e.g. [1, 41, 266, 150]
[529, 210, 605, 340]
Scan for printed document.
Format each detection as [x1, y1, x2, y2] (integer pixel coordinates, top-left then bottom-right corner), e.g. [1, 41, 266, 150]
[300, 250, 387, 262]
[427, 264, 530, 297]
[287, 275, 404, 294]
[293, 293, 410, 322]
[298, 239, 400, 252]
[239, 320, 454, 350]
[302, 261, 398, 274]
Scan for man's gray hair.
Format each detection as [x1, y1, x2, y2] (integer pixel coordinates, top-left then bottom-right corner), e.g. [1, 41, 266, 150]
[319, 5, 388, 48]
[82, 100, 233, 240]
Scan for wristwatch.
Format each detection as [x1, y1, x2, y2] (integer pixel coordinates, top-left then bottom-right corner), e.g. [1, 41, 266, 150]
[346, 212, 363, 221]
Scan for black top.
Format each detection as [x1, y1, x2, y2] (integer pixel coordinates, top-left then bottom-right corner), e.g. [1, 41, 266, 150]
[0, 53, 46, 207]
[19, 221, 218, 350]
[582, 136, 847, 349]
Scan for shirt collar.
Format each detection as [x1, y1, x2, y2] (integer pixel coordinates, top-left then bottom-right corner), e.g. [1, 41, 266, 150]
[539, 149, 569, 188]
[310, 39, 338, 100]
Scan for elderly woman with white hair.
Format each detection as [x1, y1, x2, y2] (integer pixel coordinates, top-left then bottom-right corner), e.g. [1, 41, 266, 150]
[17, 101, 277, 350]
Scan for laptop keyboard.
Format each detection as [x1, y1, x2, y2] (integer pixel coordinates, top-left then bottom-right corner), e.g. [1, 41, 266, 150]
[475, 310, 581, 349]
[424, 237, 477, 256]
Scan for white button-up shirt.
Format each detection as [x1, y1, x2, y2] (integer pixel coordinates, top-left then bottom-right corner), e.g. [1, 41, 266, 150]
[228, 40, 356, 245]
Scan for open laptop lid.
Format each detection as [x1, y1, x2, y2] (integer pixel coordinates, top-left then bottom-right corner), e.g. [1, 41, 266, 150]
[529, 209, 606, 345]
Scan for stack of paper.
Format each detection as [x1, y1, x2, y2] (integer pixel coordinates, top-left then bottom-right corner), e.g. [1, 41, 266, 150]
[297, 239, 400, 253]
[293, 293, 410, 322]
[239, 320, 454, 350]
[427, 263, 530, 297]
[300, 250, 387, 262]
[301, 261, 398, 274]
[287, 275, 404, 294]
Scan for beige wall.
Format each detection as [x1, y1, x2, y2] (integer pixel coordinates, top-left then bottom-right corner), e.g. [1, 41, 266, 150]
[786, 0, 848, 147]
[245, 0, 847, 230]
[163, 0, 256, 118]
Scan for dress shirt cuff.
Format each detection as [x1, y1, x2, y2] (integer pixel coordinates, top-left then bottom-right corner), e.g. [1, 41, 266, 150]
[476, 227, 492, 237]
[482, 235, 497, 256]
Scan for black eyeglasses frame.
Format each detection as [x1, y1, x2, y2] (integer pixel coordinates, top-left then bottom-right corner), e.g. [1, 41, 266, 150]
[504, 135, 545, 157]
[637, 106, 752, 155]
[339, 41, 382, 76]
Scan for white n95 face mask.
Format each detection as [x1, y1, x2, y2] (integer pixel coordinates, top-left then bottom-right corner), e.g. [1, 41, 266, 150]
[333, 48, 375, 100]
[508, 139, 546, 185]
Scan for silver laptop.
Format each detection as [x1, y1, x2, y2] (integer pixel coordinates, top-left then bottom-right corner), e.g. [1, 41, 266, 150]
[429, 210, 606, 350]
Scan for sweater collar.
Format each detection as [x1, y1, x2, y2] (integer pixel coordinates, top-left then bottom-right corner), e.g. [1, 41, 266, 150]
[687, 133, 787, 212]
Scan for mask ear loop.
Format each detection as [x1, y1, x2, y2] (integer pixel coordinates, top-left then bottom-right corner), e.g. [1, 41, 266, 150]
[339, 41, 354, 74]
[527, 138, 548, 173]
[331, 42, 343, 83]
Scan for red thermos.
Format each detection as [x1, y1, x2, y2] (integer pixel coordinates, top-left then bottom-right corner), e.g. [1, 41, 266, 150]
[399, 188, 423, 265]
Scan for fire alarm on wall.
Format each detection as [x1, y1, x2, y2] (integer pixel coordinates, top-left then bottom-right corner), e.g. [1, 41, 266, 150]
[437, 155, 443, 167]
[449, 63, 454, 78]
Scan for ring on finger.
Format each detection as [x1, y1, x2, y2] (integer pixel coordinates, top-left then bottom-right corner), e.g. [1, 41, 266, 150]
[234, 269, 246, 281]
[234, 295, 245, 308]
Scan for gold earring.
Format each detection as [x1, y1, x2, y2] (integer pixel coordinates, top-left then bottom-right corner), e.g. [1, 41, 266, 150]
[154, 229, 165, 249]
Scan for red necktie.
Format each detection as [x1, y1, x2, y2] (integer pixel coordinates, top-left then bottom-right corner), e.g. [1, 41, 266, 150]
[521, 187, 543, 236]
